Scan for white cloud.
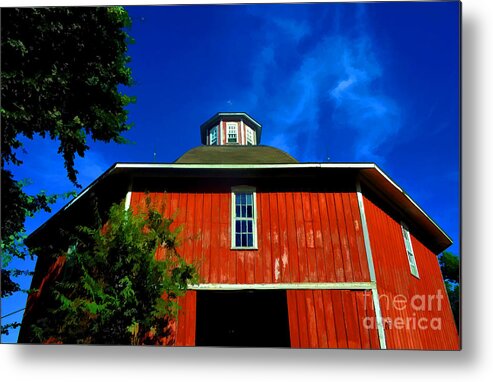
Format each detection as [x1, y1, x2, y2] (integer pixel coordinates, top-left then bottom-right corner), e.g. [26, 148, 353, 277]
[244, 6, 401, 163]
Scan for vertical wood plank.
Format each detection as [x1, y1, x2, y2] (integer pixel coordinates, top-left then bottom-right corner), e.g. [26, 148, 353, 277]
[261, 192, 273, 283]
[286, 193, 300, 282]
[208, 193, 220, 283]
[342, 193, 363, 281]
[326, 194, 346, 282]
[318, 192, 336, 282]
[366, 290, 380, 349]
[219, 192, 230, 283]
[348, 192, 371, 281]
[286, 290, 300, 348]
[244, 252, 256, 284]
[277, 192, 290, 283]
[310, 193, 326, 282]
[313, 289, 328, 348]
[342, 290, 362, 349]
[193, 193, 204, 271]
[302, 193, 317, 282]
[355, 291, 371, 349]
[322, 290, 338, 348]
[269, 193, 281, 282]
[295, 291, 310, 347]
[254, 190, 263, 283]
[332, 290, 348, 348]
[293, 193, 308, 282]
[184, 192, 195, 264]
[201, 193, 212, 283]
[305, 290, 319, 348]
[185, 291, 197, 346]
[334, 193, 354, 281]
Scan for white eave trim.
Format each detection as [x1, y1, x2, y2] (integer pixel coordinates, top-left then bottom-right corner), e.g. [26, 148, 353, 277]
[114, 162, 377, 170]
[368, 166, 453, 244]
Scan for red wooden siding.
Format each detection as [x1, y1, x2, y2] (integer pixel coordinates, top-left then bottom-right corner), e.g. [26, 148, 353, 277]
[129, 190, 370, 284]
[363, 194, 459, 350]
[174, 289, 379, 348]
[175, 291, 197, 346]
[286, 289, 379, 348]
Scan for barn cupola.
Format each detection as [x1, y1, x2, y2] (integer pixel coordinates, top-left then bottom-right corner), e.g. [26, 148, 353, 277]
[200, 112, 262, 146]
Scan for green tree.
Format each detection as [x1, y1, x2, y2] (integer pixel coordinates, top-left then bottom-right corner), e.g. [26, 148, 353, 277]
[1, 7, 134, 319]
[28, 198, 199, 345]
[439, 251, 460, 330]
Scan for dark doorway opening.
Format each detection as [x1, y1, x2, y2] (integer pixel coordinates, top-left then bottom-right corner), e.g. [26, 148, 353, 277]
[195, 289, 291, 347]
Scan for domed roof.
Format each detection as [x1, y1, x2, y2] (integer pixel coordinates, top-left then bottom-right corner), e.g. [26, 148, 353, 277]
[174, 145, 298, 164]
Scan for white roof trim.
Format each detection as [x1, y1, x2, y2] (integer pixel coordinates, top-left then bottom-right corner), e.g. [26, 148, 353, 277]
[114, 162, 376, 170]
[370, 165, 453, 243]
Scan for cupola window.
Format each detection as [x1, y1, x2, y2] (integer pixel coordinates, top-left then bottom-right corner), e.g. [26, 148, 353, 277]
[246, 126, 255, 145]
[227, 123, 238, 143]
[209, 125, 218, 145]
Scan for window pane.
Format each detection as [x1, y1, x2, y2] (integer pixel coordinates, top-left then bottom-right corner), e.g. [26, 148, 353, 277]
[246, 193, 252, 204]
[241, 206, 246, 217]
[236, 206, 241, 217]
[236, 220, 241, 233]
[236, 234, 241, 247]
[246, 205, 252, 218]
[247, 234, 253, 247]
[210, 126, 217, 145]
[247, 220, 252, 233]
[241, 220, 246, 232]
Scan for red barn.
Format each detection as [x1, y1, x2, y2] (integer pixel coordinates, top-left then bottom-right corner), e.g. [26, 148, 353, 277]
[20, 112, 459, 349]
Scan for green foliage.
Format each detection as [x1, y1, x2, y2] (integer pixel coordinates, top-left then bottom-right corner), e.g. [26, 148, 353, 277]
[439, 251, 460, 329]
[1, 6, 134, 319]
[444, 280, 459, 330]
[1, 7, 134, 184]
[1, 169, 75, 298]
[439, 251, 459, 284]
[29, 199, 199, 344]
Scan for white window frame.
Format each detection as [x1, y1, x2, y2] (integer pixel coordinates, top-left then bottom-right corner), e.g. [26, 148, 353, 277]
[231, 186, 258, 249]
[246, 126, 255, 145]
[227, 122, 238, 143]
[209, 125, 218, 145]
[401, 222, 419, 278]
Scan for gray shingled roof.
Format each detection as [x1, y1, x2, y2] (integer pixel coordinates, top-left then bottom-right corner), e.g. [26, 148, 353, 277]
[174, 145, 298, 164]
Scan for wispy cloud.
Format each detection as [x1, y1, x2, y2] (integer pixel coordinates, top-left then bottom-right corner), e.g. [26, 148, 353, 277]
[244, 5, 401, 163]
[272, 17, 310, 43]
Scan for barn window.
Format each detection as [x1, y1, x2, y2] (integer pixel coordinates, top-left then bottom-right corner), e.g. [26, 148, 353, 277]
[227, 123, 238, 143]
[209, 125, 218, 145]
[231, 186, 257, 249]
[401, 223, 419, 278]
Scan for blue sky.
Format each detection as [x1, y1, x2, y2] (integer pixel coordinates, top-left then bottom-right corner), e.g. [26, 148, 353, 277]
[2, 2, 460, 343]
